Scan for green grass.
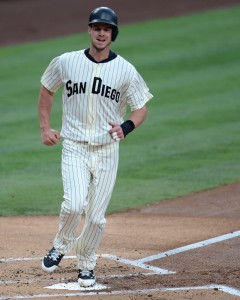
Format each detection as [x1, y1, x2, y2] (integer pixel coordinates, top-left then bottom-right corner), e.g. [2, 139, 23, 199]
[0, 6, 240, 215]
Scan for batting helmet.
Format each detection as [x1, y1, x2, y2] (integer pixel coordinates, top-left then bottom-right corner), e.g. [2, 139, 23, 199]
[88, 7, 119, 41]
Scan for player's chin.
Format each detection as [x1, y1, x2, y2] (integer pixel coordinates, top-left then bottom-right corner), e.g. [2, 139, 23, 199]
[94, 40, 110, 50]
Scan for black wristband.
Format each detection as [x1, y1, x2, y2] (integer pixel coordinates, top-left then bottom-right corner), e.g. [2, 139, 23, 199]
[120, 120, 135, 137]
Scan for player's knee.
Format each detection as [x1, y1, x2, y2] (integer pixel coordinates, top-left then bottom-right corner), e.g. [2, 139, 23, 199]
[61, 198, 84, 215]
[89, 217, 106, 230]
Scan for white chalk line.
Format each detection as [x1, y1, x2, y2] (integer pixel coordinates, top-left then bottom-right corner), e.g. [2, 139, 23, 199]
[100, 253, 174, 274]
[1, 230, 239, 298]
[0, 285, 240, 299]
[0, 255, 173, 275]
[0, 256, 75, 263]
[136, 230, 240, 264]
[2, 230, 239, 265]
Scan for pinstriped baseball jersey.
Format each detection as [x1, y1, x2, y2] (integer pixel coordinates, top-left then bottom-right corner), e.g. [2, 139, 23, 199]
[41, 49, 153, 145]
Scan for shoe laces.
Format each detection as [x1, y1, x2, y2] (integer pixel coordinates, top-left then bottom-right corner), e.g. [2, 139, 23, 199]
[48, 249, 62, 261]
[79, 270, 94, 277]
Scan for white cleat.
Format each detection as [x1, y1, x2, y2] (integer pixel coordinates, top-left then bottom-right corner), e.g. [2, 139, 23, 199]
[42, 247, 64, 272]
[78, 269, 96, 287]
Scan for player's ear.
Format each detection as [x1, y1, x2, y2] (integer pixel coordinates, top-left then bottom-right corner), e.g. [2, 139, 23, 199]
[88, 25, 92, 34]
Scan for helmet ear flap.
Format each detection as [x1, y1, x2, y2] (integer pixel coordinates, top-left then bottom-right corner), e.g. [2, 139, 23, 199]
[112, 27, 119, 42]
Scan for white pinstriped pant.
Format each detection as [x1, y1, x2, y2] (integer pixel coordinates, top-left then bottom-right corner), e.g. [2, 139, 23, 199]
[53, 138, 119, 270]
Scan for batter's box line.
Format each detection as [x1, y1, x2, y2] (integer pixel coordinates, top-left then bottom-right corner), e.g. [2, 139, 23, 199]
[0, 255, 174, 275]
[135, 230, 240, 264]
[1, 230, 239, 276]
[99, 253, 174, 274]
[0, 285, 240, 299]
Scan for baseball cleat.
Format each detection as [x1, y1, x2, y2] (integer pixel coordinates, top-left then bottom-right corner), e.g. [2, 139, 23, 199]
[42, 247, 64, 272]
[78, 269, 96, 287]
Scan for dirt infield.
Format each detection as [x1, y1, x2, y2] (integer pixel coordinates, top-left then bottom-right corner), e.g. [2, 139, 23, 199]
[1, 182, 240, 299]
[1, 0, 240, 46]
[0, 0, 240, 299]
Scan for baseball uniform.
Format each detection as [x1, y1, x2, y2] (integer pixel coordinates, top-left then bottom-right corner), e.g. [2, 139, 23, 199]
[41, 48, 153, 270]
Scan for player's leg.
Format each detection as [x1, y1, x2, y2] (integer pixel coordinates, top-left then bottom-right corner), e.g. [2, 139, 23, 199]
[76, 142, 119, 286]
[54, 143, 91, 253]
[42, 139, 91, 272]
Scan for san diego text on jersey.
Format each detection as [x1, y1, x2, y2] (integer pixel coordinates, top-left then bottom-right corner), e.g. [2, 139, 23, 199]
[66, 76, 120, 103]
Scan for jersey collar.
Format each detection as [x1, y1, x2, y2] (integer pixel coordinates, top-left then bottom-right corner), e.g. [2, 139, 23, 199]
[84, 48, 117, 63]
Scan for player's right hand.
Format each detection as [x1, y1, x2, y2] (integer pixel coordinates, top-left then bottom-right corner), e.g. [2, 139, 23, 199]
[41, 129, 61, 146]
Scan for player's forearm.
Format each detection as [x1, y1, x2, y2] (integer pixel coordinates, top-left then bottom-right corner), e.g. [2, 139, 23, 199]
[117, 106, 147, 139]
[38, 86, 54, 131]
[128, 106, 147, 128]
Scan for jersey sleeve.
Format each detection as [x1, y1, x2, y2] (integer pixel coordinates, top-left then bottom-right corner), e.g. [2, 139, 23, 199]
[40, 56, 63, 93]
[126, 71, 153, 111]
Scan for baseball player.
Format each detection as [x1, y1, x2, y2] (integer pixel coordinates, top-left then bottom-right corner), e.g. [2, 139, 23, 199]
[38, 6, 153, 287]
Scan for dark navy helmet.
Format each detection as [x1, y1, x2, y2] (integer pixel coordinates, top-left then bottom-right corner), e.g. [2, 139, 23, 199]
[88, 7, 119, 41]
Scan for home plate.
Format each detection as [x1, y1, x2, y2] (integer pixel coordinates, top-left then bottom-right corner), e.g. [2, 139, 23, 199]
[45, 282, 108, 291]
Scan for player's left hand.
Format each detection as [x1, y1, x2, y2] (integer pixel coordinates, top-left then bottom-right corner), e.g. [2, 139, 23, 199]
[108, 122, 124, 142]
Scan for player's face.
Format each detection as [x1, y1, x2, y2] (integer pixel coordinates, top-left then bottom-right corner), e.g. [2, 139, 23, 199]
[88, 23, 112, 51]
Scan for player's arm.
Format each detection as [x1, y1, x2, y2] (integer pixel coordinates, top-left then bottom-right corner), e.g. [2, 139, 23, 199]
[38, 85, 61, 146]
[128, 105, 147, 128]
[109, 106, 147, 141]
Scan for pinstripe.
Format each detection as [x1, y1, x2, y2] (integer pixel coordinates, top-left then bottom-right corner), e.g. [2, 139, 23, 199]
[40, 46, 152, 271]
[53, 139, 119, 269]
[41, 50, 152, 145]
